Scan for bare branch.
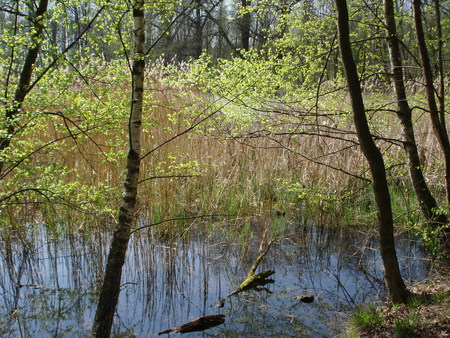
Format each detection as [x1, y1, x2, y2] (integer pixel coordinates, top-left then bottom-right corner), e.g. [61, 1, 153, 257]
[138, 174, 200, 184]
[130, 214, 236, 234]
[27, 3, 108, 95]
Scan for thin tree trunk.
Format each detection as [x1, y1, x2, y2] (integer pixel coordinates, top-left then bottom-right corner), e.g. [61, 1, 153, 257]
[384, 0, 447, 226]
[433, 0, 445, 117]
[204, 9, 244, 59]
[240, 0, 251, 51]
[92, 1, 145, 336]
[335, 0, 409, 304]
[413, 0, 450, 205]
[0, 0, 49, 174]
[193, 0, 203, 58]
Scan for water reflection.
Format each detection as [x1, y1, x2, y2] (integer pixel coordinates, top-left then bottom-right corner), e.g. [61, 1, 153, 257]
[0, 221, 429, 337]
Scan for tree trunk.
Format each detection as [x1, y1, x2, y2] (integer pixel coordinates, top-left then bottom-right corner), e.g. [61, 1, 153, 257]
[433, 0, 445, 117]
[92, 1, 145, 336]
[193, 0, 203, 59]
[204, 9, 244, 59]
[335, 0, 409, 304]
[0, 0, 49, 175]
[384, 0, 447, 226]
[240, 1, 251, 51]
[413, 0, 450, 205]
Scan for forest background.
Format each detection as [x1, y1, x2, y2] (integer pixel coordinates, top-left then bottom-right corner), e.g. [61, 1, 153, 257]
[0, 0, 449, 335]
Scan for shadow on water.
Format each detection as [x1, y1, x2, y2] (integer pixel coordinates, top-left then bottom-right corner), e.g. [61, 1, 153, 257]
[0, 219, 430, 337]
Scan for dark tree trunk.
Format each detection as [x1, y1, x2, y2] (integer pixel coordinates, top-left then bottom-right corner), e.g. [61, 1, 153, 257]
[204, 9, 244, 59]
[193, 0, 203, 59]
[335, 0, 409, 304]
[92, 2, 145, 336]
[278, 0, 291, 39]
[0, 0, 49, 174]
[384, 0, 447, 226]
[413, 0, 450, 205]
[240, 1, 251, 50]
[433, 0, 445, 116]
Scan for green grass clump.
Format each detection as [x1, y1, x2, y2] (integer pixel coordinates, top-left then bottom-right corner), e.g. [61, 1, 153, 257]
[432, 290, 450, 304]
[394, 312, 420, 337]
[349, 304, 384, 332]
[407, 295, 421, 308]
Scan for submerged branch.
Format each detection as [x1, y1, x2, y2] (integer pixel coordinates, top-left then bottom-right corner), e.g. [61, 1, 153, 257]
[216, 240, 275, 308]
[248, 240, 273, 277]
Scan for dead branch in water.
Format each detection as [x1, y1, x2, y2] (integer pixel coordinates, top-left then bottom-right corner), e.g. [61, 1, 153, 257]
[158, 314, 226, 334]
[216, 240, 275, 308]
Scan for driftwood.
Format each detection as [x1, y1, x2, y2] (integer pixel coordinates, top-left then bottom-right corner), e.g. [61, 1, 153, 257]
[158, 314, 225, 335]
[216, 241, 275, 308]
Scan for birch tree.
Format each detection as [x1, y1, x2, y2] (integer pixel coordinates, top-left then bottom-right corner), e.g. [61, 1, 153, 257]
[92, 0, 145, 336]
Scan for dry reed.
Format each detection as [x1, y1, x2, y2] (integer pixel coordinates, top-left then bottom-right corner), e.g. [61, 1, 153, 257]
[1, 63, 447, 234]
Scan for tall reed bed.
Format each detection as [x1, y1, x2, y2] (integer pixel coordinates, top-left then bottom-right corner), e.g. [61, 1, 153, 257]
[1, 61, 447, 236]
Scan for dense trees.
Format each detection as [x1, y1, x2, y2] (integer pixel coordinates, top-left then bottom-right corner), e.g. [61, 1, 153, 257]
[384, 0, 447, 227]
[3, 1, 445, 70]
[413, 0, 450, 207]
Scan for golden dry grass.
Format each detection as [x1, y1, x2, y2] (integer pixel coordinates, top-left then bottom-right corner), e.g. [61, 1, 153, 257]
[2, 64, 448, 232]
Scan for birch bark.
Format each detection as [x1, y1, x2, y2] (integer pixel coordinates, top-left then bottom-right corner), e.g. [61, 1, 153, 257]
[92, 1, 145, 336]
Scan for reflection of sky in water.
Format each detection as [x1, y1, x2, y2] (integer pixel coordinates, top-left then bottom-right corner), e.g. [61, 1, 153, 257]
[0, 223, 429, 337]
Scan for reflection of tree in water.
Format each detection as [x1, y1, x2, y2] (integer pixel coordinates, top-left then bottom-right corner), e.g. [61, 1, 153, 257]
[0, 221, 429, 337]
[0, 226, 106, 336]
[222, 223, 429, 337]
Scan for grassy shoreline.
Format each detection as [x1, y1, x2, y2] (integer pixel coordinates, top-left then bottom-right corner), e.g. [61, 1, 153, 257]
[345, 272, 450, 337]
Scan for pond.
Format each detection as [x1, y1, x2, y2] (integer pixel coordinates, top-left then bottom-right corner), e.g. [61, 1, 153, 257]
[0, 217, 430, 337]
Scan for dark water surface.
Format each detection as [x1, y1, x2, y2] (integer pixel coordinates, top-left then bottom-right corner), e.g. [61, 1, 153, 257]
[0, 221, 430, 337]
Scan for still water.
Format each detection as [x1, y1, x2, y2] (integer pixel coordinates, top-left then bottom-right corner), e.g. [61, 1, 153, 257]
[0, 219, 429, 337]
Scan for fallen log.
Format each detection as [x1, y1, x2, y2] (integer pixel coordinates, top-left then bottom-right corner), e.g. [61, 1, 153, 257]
[158, 314, 225, 335]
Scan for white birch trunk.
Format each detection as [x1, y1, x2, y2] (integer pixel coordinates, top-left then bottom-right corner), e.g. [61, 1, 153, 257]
[92, 1, 145, 336]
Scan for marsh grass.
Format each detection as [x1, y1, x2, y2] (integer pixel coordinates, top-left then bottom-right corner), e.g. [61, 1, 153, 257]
[1, 62, 448, 236]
